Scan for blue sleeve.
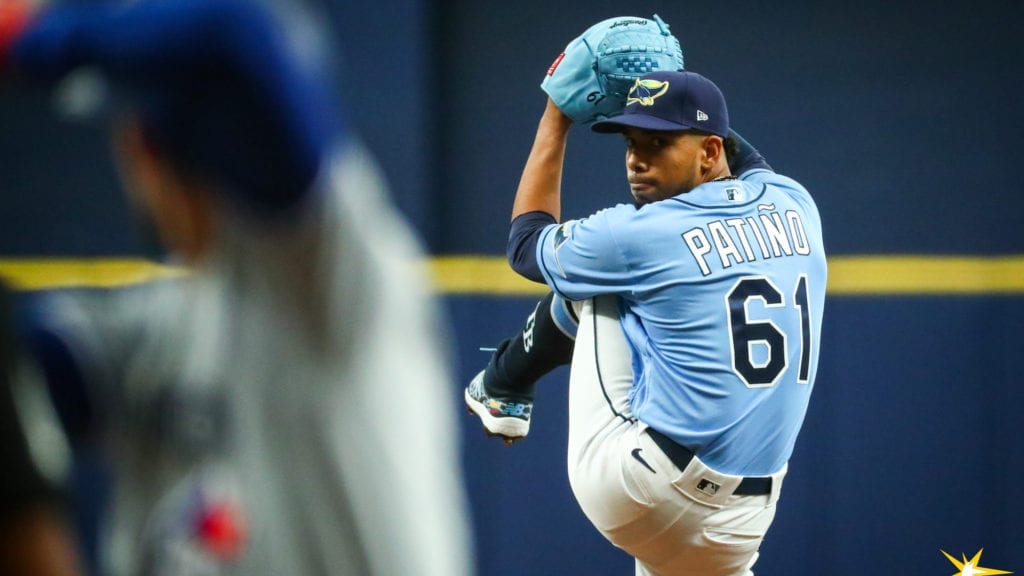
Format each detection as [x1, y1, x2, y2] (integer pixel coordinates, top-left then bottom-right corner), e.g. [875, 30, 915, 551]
[728, 129, 772, 175]
[0, 322, 60, 515]
[507, 211, 558, 283]
[535, 207, 636, 301]
[17, 294, 94, 442]
[12, 0, 338, 214]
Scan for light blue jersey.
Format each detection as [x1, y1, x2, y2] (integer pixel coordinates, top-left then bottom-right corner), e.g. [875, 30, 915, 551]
[537, 169, 826, 475]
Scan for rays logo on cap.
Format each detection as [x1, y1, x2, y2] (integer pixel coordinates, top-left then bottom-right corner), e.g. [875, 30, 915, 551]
[626, 78, 669, 106]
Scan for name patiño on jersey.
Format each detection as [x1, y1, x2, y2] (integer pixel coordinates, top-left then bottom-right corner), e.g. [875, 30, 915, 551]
[681, 203, 811, 276]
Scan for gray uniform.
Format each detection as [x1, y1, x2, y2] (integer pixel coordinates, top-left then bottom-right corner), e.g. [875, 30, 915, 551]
[37, 144, 473, 576]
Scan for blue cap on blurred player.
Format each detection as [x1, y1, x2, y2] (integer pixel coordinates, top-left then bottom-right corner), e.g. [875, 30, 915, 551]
[591, 70, 729, 137]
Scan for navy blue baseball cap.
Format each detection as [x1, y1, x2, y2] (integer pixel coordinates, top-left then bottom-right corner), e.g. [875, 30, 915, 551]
[592, 70, 729, 137]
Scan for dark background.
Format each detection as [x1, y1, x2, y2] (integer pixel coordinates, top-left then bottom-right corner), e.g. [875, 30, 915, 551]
[0, 0, 1021, 574]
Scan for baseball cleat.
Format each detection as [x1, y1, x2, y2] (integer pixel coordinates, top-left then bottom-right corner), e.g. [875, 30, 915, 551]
[464, 370, 532, 445]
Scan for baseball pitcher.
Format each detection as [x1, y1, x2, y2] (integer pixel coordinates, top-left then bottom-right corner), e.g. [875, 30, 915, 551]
[465, 16, 826, 576]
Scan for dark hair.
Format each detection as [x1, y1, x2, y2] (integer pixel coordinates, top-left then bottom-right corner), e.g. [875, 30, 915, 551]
[723, 134, 739, 165]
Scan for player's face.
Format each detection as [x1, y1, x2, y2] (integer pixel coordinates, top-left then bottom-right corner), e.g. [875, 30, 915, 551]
[112, 117, 218, 264]
[622, 128, 714, 205]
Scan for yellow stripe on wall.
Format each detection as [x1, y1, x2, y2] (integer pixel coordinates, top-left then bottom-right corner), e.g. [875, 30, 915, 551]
[827, 255, 1024, 295]
[0, 255, 1022, 296]
[431, 256, 548, 296]
[0, 258, 186, 291]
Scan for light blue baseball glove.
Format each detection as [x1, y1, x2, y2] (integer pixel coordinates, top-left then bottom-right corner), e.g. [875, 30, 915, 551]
[541, 14, 684, 124]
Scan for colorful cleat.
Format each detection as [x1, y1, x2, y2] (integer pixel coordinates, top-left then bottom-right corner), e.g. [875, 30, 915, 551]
[464, 370, 532, 445]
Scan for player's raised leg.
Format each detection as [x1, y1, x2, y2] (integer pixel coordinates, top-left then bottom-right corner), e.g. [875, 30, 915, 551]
[568, 297, 781, 576]
[565, 295, 641, 530]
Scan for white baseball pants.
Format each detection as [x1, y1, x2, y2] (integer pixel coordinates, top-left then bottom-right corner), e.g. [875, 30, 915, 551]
[566, 296, 786, 576]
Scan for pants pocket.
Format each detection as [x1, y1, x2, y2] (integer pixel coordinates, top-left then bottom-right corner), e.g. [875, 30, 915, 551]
[699, 501, 776, 556]
[702, 526, 765, 548]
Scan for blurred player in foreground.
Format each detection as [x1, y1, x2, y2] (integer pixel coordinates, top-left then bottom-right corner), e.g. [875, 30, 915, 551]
[465, 17, 826, 576]
[2, 1, 472, 575]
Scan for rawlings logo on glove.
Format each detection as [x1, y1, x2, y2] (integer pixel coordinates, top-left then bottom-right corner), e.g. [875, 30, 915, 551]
[541, 14, 684, 125]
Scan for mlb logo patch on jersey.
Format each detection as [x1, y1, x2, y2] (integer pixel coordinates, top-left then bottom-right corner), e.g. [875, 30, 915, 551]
[723, 186, 745, 202]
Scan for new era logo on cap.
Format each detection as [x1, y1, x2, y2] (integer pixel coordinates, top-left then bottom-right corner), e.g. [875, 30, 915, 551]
[696, 110, 709, 121]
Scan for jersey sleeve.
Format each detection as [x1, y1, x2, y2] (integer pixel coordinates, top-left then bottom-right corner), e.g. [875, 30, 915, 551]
[507, 211, 558, 283]
[22, 281, 187, 439]
[535, 206, 638, 301]
[0, 285, 61, 516]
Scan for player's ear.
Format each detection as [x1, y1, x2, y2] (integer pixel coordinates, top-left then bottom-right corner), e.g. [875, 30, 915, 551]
[701, 135, 724, 172]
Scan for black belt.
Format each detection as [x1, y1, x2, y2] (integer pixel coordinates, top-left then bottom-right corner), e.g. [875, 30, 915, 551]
[646, 428, 773, 496]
